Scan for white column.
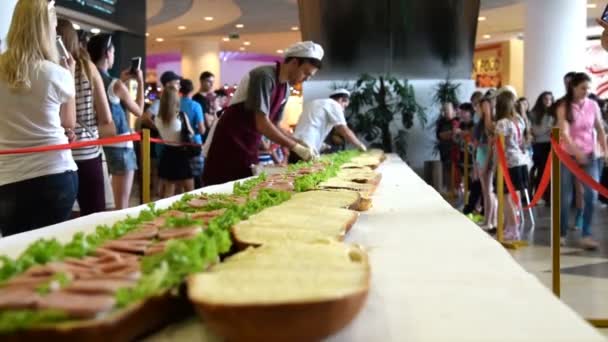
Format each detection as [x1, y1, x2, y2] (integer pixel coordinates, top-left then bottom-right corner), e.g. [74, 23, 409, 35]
[181, 39, 221, 85]
[0, 0, 18, 53]
[524, 0, 587, 99]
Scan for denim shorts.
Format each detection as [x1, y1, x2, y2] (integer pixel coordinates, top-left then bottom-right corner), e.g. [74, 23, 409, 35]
[104, 147, 138, 175]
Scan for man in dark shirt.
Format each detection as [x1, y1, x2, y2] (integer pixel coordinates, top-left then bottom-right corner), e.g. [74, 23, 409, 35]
[192, 71, 216, 131]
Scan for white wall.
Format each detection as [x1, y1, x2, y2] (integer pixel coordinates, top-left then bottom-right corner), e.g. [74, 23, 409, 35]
[156, 61, 182, 82]
[0, 0, 18, 53]
[220, 60, 273, 86]
[303, 79, 475, 174]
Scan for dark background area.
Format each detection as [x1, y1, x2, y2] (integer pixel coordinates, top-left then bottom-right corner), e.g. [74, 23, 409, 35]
[298, 0, 480, 80]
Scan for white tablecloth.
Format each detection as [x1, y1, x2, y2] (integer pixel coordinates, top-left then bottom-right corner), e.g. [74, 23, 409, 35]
[0, 155, 604, 341]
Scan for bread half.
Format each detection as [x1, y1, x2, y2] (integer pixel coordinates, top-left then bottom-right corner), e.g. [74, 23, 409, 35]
[188, 241, 370, 342]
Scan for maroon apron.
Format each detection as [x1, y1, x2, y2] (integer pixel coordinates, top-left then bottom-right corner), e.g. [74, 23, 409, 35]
[202, 63, 287, 186]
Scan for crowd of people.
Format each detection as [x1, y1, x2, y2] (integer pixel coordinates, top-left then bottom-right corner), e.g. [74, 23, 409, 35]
[438, 73, 608, 249]
[0, 0, 366, 237]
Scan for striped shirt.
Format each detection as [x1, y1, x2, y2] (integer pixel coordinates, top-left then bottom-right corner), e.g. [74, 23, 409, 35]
[72, 63, 101, 160]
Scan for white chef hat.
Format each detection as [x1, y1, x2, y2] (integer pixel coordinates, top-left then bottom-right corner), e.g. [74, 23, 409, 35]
[284, 41, 324, 61]
[330, 88, 350, 97]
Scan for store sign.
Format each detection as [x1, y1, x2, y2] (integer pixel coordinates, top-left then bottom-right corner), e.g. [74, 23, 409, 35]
[472, 44, 503, 89]
[585, 40, 608, 99]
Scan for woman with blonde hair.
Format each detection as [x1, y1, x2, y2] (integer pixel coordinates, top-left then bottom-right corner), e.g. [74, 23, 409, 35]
[56, 18, 115, 215]
[155, 86, 195, 197]
[0, 0, 78, 236]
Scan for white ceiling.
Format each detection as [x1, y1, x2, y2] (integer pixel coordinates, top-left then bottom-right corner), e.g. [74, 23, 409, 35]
[145, 0, 606, 54]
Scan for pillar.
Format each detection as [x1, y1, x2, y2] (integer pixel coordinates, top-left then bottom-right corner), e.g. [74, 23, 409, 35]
[524, 0, 587, 99]
[0, 0, 18, 53]
[181, 39, 221, 86]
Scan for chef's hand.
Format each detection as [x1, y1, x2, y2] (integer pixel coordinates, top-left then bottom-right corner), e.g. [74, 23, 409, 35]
[291, 143, 316, 161]
[597, 18, 608, 51]
[357, 143, 367, 152]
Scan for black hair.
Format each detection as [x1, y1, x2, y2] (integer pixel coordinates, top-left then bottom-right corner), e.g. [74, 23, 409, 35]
[284, 57, 323, 69]
[563, 71, 577, 81]
[180, 79, 194, 95]
[87, 34, 114, 64]
[564, 72, 591, 124]
[459, 102, 474, 113]
[530, 91, 554, 125]
[330, 94, 349, 102]
[199, 71, 214, 81]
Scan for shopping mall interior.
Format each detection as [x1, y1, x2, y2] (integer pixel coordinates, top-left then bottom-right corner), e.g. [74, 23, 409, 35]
[2, 0, 608, 341]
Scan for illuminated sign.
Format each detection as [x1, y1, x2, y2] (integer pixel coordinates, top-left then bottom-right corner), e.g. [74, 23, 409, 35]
[69, 0, 117, 15]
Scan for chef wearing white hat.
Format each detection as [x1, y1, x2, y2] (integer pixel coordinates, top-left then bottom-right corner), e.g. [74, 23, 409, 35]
[203, 41, 324, 185]
[290, 88, 367, 163]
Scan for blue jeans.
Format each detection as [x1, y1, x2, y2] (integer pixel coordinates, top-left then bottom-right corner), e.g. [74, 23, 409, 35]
[560, 158, 599, 237]
[0, 171, 78, 237]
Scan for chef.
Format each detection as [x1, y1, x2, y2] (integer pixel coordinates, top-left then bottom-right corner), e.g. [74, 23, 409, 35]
[202, 41, 323, 185]
[290, 89, 366, 163]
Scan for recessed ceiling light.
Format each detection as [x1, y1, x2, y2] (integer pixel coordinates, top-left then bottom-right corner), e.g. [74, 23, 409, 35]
[482, 34, 491, 39]
[235, 23, 244, 28]
[90, 28, 100, 34]
[156, 37, 164, 42]
[291, 26, 299, 31]
[204, 17, 214, 21]
[146, 32, 150, 37]
[277, 49, 284, 54]
[73, 23, 81, 30]
[239, 47, 246, 51]
[222, 37, 230, 42]
[178, 25, 187, 30]
[478, 16, 486, 21]
[588, 3, 597, 9]
[243, 41, 251, 46]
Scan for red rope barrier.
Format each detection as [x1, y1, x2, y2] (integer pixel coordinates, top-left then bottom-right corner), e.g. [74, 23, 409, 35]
[550, 138, 608, 199]
[495, 138, 521, 206]
[524, 154, 551, 210]
[0, 133, 141, 155]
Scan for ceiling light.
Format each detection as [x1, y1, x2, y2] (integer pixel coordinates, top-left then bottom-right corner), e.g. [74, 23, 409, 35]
[291, 26, 299, 31]
[204, 17, 214, 21]
[588, 3, 597, 9]
[178, 25, 187, 30]
[243, 41, 251, 46]
[235, 23, 244, 28]
[478, 16, 486, 21]
[239, 47, 246, 51]
[482, 34, 491, 39]
[72, 23, 81, 30]
[156, 37, 164, 42]
[276, 49, 284, 54]
[222, 37, 230, 42]
[90, 28, 100, 34]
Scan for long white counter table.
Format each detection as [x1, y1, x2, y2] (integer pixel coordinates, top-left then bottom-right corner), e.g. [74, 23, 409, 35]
[0, 155, 604, 341]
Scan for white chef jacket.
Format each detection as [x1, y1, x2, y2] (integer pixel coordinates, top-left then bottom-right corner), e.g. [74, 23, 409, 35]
[293, 99, 346, 151]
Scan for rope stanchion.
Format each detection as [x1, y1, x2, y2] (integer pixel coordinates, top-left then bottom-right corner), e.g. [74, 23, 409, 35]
[0, 133, 141, 155]
[550, 128, 561, 297]
[141, 129, 151, 204]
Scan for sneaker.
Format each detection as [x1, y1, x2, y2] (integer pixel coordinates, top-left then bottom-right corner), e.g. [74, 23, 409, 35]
[560, 237, 566, 246]
[580, 237, 599, 250]
[472, 213, 485, 224]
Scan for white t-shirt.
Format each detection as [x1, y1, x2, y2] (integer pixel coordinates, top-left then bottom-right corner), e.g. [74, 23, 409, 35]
[0, 61, 77, 187]
[155, 116, 182, 146]
[293, 99, 347, 151]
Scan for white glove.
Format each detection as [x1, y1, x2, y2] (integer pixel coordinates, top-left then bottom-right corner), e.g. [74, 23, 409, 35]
[291, 143, 316, 161]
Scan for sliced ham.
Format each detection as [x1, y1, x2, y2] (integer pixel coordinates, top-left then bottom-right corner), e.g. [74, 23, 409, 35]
[119, 226, 159, 241]
[3, 274, 54, 290]
[161, 210, 187, 218]
[101, 239, 152, 254]
[104, 264, 141, 280]
[158, 226, 202, 241]
[191, 209, 226, 224]
[64, 257, 99, 269]
[65, 278, 136, 295]
[144, 243, 166, 256]
[37, 292, 116, 318]
[0, 288, 40, 310]
[187, 198, 210, 208]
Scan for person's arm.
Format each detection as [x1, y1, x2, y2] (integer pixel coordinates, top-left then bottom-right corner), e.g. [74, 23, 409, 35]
[194, 102, 206, 136]
[556, 102, 587, 164]
[89, 61, 115, 137]
[114, 69, 144, 117]
[58, 56, 77, 131]
[594, 105, 608, 162]
[334, 124, 366, 151]
[255, 113, 296, 148]
[481, 101, 495, 134]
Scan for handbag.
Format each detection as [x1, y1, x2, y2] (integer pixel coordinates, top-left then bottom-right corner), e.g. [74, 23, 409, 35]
[178, 111, 202, 158]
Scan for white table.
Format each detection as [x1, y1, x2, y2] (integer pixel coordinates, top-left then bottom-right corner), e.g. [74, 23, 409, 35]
[0, 156, 604, 341]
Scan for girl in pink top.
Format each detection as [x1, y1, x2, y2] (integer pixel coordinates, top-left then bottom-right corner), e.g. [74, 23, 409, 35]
[556, 72, 608, 250]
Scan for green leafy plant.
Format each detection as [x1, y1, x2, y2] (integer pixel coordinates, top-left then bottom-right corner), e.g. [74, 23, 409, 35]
[336, 74, 426, 159]
[433, 78, 461, 106]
